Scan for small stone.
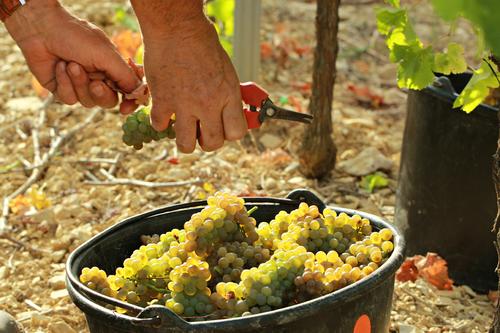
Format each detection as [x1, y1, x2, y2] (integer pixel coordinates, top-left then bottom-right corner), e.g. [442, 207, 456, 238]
[48, 274, 66, 290]
[6, 97, 43, 112]
[398, 324, 421, 333]
[25, 207, 55, 224]
[50, 250, 67, 263]
[31, 312, 50, 327]
[53, 205, 72, 220]
[259, 133, 283, 149]
[166, 168, 191, 180]
[47, 321, 77, 333]
[0, 310, 23, 333]
[50, 289, 69, 300]
[288, 176, 305, 185]
[263, 178, 277, 190]
[69, 224, 93, 242]
[0, 266, 10, 279]
[337, 147, 393, 176]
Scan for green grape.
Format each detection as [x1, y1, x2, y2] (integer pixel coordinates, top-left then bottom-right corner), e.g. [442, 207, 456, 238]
[121, 106, 176, 150]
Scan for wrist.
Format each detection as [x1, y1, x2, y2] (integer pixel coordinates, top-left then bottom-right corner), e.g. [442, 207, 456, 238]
[131, 0, 207, 39]
[5, 0, 60, 42]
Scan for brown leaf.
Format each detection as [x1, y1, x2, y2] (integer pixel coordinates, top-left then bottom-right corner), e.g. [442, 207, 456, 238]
[347, 83, 385, 108]
[396, 257, 420, 283]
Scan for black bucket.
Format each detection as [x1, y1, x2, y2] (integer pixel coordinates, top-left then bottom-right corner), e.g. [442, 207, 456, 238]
[395, 73, 498, 292]
[66, 190, 404, 333]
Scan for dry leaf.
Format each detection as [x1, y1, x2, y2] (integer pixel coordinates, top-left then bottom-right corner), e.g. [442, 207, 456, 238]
[396, 257, 420, 283]
[347, 83, 385, 108]
[9, 195, 31, 215]
[488, 290, 499, 306]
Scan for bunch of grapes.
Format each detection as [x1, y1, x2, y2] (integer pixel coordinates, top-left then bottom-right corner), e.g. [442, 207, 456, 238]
[166, 258, 214, 317]
[122, 106, 175, 150]
[79, 192, 396, 321]
[80, 267, 115, 298]
[207, 242, 271, 285]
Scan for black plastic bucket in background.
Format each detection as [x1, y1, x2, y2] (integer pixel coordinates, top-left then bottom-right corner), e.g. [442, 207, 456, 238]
[395, 73, 498, 292]
[66, 190, 405, 333]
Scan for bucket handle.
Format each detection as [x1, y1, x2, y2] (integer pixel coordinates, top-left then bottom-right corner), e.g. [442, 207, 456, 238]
[136, 305, 192, 330]
[286, 189, 327, 211]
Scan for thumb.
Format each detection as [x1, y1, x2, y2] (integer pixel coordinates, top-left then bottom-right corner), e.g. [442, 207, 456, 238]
[150, 99, 174, 131]
[95, 47, 141, 93]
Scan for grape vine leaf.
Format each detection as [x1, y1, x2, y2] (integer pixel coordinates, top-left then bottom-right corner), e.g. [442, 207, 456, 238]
[430, 0, 464, 21]
[392, 43, 435, 90]
[433, 43, 467, 75]
[431, 0, 500, 56]
[384, 0, 400, 8]
[376, 8, 406, 36]
[453, 60, 500, 113]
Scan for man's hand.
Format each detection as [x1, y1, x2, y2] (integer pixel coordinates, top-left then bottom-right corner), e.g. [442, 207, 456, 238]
[5, 0, 141, 112]
[131, 0, 247, 153]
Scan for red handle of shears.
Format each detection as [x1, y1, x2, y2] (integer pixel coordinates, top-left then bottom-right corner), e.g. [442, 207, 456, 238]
[240, 82, 269, 129]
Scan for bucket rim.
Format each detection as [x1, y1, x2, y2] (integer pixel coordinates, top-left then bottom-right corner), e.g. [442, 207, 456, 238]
[66, 195, 405, 330]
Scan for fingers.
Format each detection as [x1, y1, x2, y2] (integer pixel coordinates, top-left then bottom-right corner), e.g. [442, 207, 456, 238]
[120, 99, 139, 115]
[67, 62, 96, 108]
[150, 99, 174, 131]
[89, 80, 118, 109]
[198, 114, 225, 152]
[222, 89, 247, 141]
[63, 61, 119, 109]
[55, 62, 77, 105]
[96, 48, 141, 93]
[173, 113, 198, 153]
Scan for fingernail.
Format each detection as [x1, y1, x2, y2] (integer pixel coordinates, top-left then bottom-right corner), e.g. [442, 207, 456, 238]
[69, 64, 80, 76]
[92, 84, 104, 97]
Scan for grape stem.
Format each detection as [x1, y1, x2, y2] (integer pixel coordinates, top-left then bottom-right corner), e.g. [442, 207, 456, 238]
[247, 206, 259, 216]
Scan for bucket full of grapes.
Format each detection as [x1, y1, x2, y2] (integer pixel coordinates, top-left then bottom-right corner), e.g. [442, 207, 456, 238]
[66, 189, 404, 333]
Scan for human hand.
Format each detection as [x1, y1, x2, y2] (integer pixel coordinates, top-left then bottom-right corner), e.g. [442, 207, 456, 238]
[133, 4, 247, 153]
[5, 0, 141, 113]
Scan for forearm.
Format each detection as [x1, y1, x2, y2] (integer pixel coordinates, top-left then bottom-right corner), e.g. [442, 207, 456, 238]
[4, 0, 60, 42]
[130, 0, 206, 38]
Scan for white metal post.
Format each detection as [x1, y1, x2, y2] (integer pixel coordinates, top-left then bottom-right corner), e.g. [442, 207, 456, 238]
[233, 0, 262, 82]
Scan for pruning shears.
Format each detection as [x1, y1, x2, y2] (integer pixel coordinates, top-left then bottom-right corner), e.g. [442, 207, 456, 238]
[240, 82, 313, 129]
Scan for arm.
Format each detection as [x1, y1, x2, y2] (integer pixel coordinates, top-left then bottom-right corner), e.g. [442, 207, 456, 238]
[130, 0, 247, 153]
[4, 0, 141, 111]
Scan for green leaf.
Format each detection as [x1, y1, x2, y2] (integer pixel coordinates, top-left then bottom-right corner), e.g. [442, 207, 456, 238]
[361, 173, 389, 193]
[431, 0, 500, 56]
[393, 43, 435, 90]
[433, 43, 467, 75]
[453, 60, 500, 112]
[376, 8, 407, 35]
[206, 0, 235, 56]
[385, 0, 400, 8]
[431, 0, 464, 21]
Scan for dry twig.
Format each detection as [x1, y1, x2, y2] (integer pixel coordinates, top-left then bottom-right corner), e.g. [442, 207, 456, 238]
[84, 169, 202, 188]
[0, 99, 100, 232]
